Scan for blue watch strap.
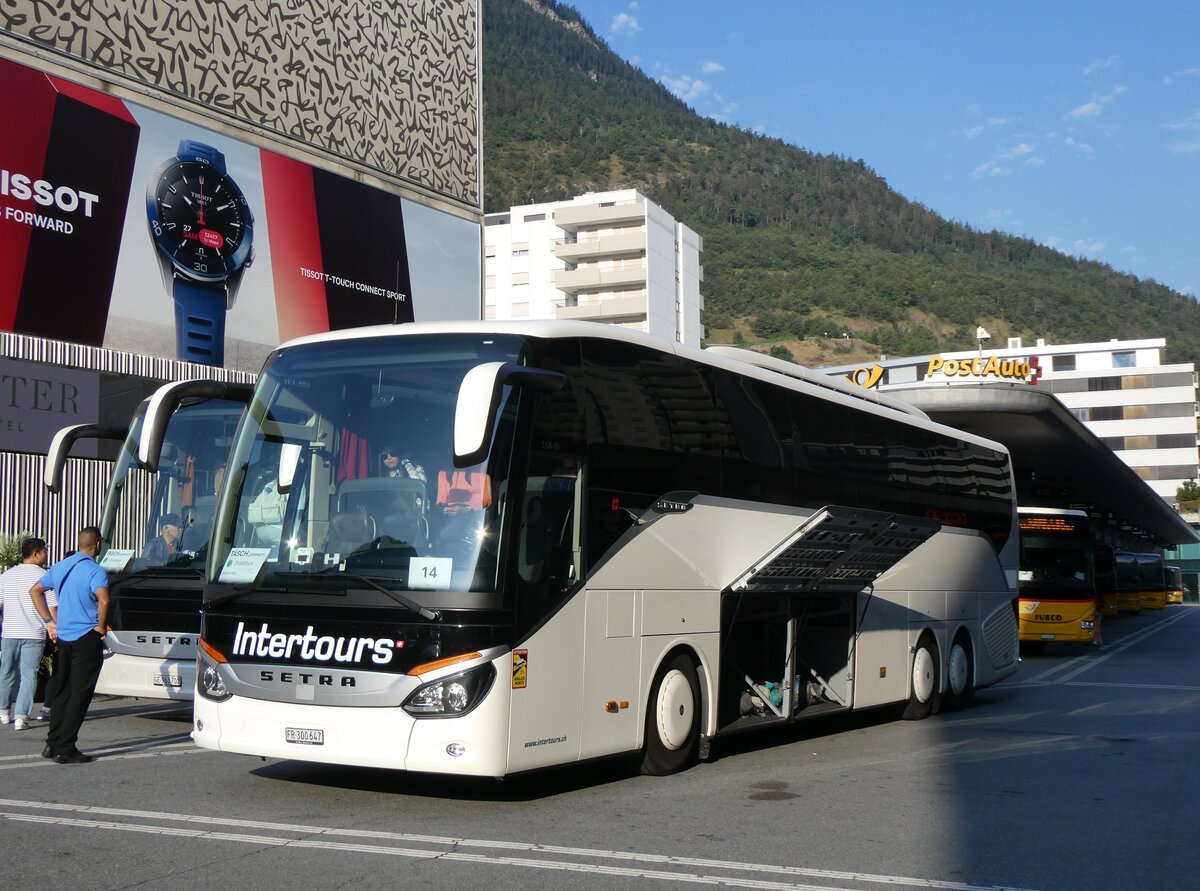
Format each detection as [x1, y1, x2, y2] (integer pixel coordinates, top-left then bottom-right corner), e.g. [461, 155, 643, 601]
[178, 140, 227, 173]
[173, 279, 227, 366]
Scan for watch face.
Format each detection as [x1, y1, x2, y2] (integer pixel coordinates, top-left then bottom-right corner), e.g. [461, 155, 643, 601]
[146, 158, 254, 284]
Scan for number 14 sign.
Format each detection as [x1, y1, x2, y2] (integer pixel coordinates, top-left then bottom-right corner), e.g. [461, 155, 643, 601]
[408, 557, 453, 591]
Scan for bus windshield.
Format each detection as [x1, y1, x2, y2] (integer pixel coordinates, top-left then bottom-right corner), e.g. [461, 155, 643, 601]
[100, 398, 243, 576]
[1018, 513, 1094, 599]
[208, 333, 528, 609]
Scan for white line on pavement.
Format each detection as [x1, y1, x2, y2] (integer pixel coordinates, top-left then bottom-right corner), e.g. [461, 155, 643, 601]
[0, 798, 1041, 891]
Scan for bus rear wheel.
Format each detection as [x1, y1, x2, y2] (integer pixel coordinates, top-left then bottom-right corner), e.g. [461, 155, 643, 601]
[942, 633, 975, 711]
[641, 653, 700, 775]
[902, 634, 940, 720]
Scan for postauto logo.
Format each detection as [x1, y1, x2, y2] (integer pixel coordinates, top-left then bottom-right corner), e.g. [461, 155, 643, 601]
[231, 622, 397, 665]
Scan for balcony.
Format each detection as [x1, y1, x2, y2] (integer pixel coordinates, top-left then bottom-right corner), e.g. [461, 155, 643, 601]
[554, 265, 647, 294]
[553, 232, 645, 262]
[554, 295, 647, 324]
[554, 202, 645, 232]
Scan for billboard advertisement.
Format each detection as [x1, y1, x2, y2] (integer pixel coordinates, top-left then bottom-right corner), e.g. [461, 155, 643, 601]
[0, 56, 482, 373]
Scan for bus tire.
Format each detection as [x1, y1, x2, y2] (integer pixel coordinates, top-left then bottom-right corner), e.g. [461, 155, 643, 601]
[942, 632, 975, 712]
[641, 653, 700, 776]
[902, 633, 940, 720]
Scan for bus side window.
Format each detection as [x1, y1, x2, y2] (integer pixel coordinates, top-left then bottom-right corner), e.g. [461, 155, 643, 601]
[517, 455, 580, 626]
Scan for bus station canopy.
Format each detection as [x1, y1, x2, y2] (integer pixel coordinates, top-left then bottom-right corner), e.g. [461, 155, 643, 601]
[894, 383, 1199, 548]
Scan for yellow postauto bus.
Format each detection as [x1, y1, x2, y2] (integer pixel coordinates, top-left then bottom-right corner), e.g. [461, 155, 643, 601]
[1165, 565, 1185, 605]
[1137, 553, 1167, 610]
[1094, 545, 1119, 617]
[1115, 551, 1142, 614]
[1018, 508, 1099, 645]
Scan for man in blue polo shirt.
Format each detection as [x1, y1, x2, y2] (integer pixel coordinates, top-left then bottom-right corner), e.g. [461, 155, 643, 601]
[29, 526, 110, 764]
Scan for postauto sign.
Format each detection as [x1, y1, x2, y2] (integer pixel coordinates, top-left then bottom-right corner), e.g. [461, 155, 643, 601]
[844, 354, 1041, 390]
[925, 355, 1040, 383]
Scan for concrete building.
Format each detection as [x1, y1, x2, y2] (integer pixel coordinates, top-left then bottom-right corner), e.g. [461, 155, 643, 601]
[822, 336, 1199, 506]
[1, 3, 483, 550]
[485, 190, 705, 347]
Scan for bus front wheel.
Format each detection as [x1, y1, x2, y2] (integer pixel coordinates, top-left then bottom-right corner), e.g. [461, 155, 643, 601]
[641, 653, 700, 775]
[902, 634, 940, 720]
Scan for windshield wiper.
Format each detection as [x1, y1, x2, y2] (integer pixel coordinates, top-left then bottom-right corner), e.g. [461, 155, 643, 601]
[205, 570, 440, 621]
[119, 566, 205, 581]
[267, 570, 440, 621]
[205, 585, 266, 609]
[319, 572, 440, 621]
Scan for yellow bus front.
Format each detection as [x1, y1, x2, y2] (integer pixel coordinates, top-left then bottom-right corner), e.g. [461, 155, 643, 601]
[1018, 598, 1098, 644]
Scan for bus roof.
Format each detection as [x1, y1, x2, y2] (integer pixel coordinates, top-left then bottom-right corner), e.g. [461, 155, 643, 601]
[270, 320, 1012, 459]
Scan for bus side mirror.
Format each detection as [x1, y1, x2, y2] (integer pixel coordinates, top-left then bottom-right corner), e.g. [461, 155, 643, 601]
[43, 424, 127, 494]
[138, 380, 253, 471]
[454, 362, 565, 467]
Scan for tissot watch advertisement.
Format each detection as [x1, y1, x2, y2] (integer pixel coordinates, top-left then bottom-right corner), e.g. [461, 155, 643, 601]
[0, 56, 481, 372]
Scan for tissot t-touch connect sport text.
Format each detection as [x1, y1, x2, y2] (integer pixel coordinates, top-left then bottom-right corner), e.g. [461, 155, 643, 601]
[146, 140, 254, 366]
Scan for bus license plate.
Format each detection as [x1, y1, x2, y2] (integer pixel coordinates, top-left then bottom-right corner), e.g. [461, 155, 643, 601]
[152, 674, 183, 688]
[285, 727, 324, 745]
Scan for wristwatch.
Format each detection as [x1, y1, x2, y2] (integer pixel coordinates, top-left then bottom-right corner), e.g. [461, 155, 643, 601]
[146, 140, 255, 366]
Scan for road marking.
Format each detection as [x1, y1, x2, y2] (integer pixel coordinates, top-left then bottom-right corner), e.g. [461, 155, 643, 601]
[0, 798, 1041, 891]
[1013, 608, 1194, 687]
[1063, 681, 1200, 692]
[0, 742, 205, 771]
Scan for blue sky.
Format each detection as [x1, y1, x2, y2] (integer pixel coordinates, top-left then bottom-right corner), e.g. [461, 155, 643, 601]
[565, 1, 1200, 298]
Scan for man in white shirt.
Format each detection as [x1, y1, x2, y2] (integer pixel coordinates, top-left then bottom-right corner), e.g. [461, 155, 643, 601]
[0, 537, 56, 731]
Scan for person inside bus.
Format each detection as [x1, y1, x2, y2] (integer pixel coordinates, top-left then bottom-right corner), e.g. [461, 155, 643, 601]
[247, 468, 286, 546]
[138, 513, 183, 567]
[380, 445, 426, 483]
[435, 466, 490, 514]
[432, 465, 492, 558]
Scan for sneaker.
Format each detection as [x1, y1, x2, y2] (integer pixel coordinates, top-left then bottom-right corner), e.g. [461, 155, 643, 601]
[13, 717, 27, 731]
[0, 712, 9, 725]
[33, 710, 50, 722]
[54, 750, 94, 764]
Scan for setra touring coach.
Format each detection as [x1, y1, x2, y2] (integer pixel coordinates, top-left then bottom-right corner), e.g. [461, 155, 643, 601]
[185, 321, 1020, 776]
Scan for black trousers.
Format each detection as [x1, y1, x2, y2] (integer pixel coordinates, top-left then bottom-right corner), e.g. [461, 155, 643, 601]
[46, 630, 104, 756]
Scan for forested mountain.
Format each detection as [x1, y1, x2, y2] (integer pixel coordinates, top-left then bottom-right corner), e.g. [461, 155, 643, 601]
[482, 0, 1200, 365]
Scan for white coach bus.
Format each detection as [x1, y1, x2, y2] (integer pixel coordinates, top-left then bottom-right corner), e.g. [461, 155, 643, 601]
[187, 321, 1019, 776]
[46, 381, 250, 699]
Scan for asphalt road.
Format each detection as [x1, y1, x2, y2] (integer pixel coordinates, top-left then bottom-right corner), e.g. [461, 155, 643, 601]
[2, 605, 1197, 891]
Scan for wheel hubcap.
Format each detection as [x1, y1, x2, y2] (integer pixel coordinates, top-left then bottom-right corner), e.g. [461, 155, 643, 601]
[948, 643, 969, 696]
[656, 669, 695, 750]
[912, 646, 935, 703]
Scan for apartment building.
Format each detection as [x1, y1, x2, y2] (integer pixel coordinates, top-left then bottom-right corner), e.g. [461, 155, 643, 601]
[822, 336, 1199, 505]
[484, 190, 705, 347]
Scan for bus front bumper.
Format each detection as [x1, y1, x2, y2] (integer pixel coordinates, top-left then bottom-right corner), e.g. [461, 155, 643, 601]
[192, 681, 512, 777]
[96, 652, 196, 701]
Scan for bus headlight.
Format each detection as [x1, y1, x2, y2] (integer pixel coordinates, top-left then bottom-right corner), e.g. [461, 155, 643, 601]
[197, 655, 232, 702]
[402, 664, 495, 718]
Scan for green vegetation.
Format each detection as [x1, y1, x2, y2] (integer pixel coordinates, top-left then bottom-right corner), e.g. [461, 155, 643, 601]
[483, 0, 1200, 363]
[0, 531, 31, 572]
[1177, 480, 1200, 513]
